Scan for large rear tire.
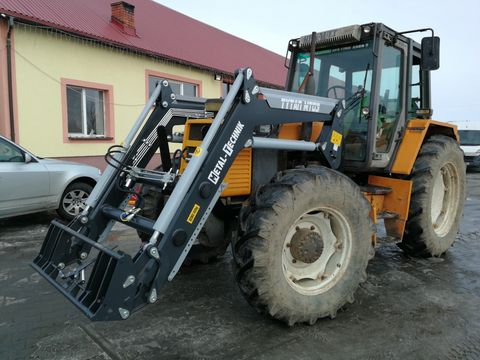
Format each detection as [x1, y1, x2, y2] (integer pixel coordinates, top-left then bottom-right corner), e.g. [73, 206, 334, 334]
[399, 135, 466, 257]
[233, 167, 374, 325]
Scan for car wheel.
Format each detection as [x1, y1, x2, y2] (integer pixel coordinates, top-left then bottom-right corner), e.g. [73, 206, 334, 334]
[57, 182, 93, 221]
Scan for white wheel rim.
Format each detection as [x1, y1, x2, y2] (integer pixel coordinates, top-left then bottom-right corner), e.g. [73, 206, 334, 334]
[62, 189, 89, 216]
[431, 162, 460, 237]
[282, 207, 353, 296]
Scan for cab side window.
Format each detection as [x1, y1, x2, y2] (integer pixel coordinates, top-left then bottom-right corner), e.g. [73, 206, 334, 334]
[409, 62, 421, 118]
[342, 68, 373, 162]
[376, 45, 402, 152]
[0, 139, 24, 162]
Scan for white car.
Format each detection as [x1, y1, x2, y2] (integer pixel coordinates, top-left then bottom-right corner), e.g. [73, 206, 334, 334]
[0, 135, 101, 220]
[453, 121, 480, 170]
[459, 130, 480, 169]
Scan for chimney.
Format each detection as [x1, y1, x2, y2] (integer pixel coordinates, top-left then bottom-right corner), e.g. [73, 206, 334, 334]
[111, 1, 136, 35]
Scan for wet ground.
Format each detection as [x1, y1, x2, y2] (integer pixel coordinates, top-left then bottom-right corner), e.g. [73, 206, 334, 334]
[1, 173, 479, 360]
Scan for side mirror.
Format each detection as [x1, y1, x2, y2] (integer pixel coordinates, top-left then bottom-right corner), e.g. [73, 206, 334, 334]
[421, 36, 440, 71]
[24, 153, 33, 163]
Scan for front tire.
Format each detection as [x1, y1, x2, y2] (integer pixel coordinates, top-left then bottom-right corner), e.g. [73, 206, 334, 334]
[233, 167, 374, 325]
[399, 135, 466, 257]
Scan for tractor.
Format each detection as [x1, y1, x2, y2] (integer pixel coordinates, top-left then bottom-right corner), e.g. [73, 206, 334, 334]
[32, 23, 465, 325]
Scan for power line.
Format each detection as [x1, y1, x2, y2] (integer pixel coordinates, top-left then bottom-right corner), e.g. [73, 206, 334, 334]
[14, 49, 147, 107]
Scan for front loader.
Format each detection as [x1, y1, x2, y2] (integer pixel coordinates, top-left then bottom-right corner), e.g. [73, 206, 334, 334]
[32, 23, 465, 325]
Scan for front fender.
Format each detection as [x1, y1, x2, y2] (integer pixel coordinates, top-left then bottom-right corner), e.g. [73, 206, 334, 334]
[41, 162, 100, 205]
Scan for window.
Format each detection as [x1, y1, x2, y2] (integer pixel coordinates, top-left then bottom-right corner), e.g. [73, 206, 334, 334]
[409, 63, 421, 119]
[459, 130, 480, 146]
[67, 86, 106, 137]
[291, 54, 322, 94]
[290, 42, 374, 162]
[290, 42, 373, 98]
[222, 82, 231, 98]
[0, 138, 24, 162]
[376, 45, 402, 152]
[327, 65, 346, 99]
[61, 79, 114, 143]
[148, 76, 198, 98]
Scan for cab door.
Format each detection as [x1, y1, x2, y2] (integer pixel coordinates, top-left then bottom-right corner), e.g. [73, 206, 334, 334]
[369, 37, 408, 169]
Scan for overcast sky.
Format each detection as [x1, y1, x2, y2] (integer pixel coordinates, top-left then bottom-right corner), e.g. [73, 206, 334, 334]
[155, 0, 479, 125]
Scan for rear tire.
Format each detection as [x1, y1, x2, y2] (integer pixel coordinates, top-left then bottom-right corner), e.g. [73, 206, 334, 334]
[233, 167, 374, 325]
[399, 135, 466, 257]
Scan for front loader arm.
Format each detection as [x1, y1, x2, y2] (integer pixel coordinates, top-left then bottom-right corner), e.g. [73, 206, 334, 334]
[31, 68, 345, 321]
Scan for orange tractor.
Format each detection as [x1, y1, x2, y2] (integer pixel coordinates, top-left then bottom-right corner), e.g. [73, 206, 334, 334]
[33, 23, 465, 325]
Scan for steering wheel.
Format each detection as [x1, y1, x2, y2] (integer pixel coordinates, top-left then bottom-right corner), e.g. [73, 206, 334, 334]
[327, 85, 346, 99]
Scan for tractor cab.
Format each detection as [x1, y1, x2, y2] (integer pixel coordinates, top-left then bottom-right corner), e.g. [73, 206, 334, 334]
[285, 23, 439, 171]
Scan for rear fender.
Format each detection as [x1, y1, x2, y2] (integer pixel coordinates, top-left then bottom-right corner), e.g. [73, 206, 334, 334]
[391, 119, 459, 175]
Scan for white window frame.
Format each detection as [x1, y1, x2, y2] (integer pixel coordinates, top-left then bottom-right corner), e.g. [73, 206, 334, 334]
[149, 76, 198, 97]
[67, 86, 106, 138]
[173, 80, 197, 97]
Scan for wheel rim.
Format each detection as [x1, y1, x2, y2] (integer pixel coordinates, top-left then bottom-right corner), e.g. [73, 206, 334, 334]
[282, 207, 353, 296]
[62, 189, 89, 217]
[430, 162, 460, 237]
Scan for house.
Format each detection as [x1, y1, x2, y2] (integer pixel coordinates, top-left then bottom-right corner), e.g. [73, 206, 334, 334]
[0, 0, 286, 168]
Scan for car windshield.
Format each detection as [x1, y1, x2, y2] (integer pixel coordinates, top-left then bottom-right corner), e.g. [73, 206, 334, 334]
[0, 137, 23, 162]
[458, 130, 480, 146]
[290, 41, 373, 99]
[0, 136, 40, 160]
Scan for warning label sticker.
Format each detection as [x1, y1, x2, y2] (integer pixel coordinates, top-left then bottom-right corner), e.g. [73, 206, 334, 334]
[193, 147, 202, 157]
[187, 204, 200, 224]
[330, 130, 343, 146]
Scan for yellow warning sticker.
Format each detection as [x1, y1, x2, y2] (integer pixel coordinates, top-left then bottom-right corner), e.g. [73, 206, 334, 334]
[193, 147, 202, 157]
[187, 204, 200, 224]
[330, 130, 343, 146]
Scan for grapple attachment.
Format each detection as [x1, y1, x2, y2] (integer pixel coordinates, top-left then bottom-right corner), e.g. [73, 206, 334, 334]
[32, 220, 161, 320]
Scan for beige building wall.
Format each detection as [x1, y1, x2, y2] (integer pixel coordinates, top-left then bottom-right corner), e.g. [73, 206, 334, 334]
[12, 25, 222, 161]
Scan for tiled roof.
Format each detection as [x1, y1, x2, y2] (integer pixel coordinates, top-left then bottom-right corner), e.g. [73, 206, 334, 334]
[0, 0, 286, 86]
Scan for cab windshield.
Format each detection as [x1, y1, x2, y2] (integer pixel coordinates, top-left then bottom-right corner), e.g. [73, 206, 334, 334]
[290, 42, 374, 161]
[290, 42, 373, 99]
